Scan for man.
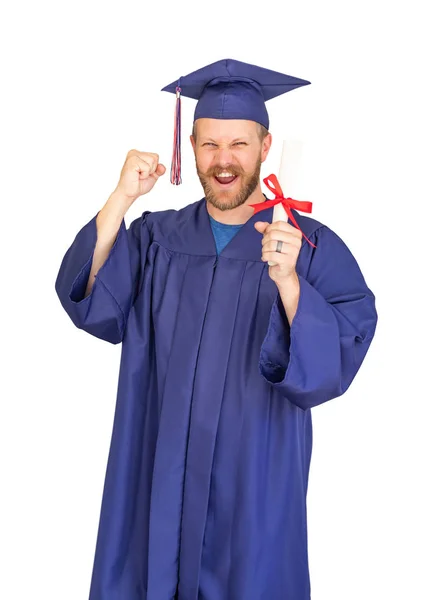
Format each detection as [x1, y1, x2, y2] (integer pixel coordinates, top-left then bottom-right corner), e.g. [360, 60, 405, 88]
[55, 59, 377, 600]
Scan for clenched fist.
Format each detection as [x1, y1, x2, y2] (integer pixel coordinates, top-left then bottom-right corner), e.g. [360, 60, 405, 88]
[115, 150, 166, 205]
[88, 151, 165, 297]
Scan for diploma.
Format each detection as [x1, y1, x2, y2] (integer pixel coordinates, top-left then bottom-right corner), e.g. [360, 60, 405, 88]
[268, 139, 304, 266]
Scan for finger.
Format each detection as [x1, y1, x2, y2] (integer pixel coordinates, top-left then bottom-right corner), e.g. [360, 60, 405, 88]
[134, 156, 157, 178]
[266, 219, 294, 229]
[262, 244, 301, 264]
[262, 240, 291, 253]
[261, 229, 302, 247]
[127, 150, 159, 164]
[266, 221, 301, 236]
[142, 155, 159, 175]
[261, 251, 286, 264]
[127, 151, 159, 174]
[138, 152, 160, 171]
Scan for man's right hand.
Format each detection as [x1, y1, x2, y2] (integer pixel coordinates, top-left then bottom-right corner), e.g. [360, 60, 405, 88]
[114, 150, 166, 206]
[85, 151, 165, 298]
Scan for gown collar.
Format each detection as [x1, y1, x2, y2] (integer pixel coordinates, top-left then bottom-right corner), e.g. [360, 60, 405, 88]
[196, 196, 274, 262]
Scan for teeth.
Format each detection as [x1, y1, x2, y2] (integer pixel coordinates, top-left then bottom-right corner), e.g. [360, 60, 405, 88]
[217, 172, 235, 177]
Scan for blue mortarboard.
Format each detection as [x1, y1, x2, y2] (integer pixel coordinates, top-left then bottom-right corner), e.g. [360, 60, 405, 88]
[162, 58, 311, 184]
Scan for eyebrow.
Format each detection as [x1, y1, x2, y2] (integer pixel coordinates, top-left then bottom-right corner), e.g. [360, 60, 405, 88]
[202, 137, 249, 143]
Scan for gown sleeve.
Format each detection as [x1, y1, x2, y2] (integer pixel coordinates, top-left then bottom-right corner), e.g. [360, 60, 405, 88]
[259, 225, 378, 410]
[55, 210, 151, 344]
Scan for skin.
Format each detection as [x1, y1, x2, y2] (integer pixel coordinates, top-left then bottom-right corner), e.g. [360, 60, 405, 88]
[190, 118, 269, 223]
[87, 119, 302, 324]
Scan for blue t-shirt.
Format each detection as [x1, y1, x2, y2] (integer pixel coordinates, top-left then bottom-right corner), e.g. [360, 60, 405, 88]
[209, 214, 244, 255]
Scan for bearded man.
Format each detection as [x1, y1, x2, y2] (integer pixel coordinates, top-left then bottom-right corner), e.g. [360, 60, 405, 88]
[55, 59, 377, 600]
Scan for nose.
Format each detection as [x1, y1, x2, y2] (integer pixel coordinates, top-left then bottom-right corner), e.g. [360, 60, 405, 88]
[215, 146, 233, 166]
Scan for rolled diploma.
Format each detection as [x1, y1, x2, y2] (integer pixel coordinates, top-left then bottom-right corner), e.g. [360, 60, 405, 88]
[268, 139, 304, 266]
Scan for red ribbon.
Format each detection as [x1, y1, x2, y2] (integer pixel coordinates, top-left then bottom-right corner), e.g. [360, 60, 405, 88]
[249, 174, 316, 248]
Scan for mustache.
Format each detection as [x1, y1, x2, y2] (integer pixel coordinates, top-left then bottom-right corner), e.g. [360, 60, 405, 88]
[205, 165, 244, 177]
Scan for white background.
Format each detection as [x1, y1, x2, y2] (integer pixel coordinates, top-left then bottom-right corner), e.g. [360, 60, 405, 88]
[1, 0, 433, 598]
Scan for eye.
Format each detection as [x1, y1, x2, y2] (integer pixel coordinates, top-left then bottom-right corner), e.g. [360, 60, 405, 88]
[203, 142, 217, 147]
[233, 142, 247, 147]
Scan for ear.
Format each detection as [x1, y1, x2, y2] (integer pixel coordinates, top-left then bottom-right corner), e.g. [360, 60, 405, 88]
[190, 135, 196, 151]
[261, 133, 272, 163]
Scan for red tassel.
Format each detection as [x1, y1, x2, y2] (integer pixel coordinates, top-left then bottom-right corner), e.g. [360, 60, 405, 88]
[170, 86, 182, 185]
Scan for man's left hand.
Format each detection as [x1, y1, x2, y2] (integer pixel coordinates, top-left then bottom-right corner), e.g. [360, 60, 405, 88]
[254, 220, 302, 284]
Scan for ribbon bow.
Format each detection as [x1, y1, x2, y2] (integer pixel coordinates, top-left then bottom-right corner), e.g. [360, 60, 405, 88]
[249, 174, 316, 248]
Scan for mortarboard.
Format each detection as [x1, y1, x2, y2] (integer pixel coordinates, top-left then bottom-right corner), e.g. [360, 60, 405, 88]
[161, 58, 311, 184]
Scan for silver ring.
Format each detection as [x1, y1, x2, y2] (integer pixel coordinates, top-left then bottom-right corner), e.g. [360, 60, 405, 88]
[276, 240, 283, 253]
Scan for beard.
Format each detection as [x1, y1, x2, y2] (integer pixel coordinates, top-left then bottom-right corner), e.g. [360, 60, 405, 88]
[195, 154, 262, 211]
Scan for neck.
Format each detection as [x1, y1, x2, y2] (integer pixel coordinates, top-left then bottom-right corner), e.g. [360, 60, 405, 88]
[206, 185, 266, 225]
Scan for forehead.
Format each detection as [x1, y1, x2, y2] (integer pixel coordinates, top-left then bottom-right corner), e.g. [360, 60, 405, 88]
[195, 118, 258, 139]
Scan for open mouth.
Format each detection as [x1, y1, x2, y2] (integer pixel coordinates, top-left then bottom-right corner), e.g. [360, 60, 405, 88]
[214, 173, 239, 186]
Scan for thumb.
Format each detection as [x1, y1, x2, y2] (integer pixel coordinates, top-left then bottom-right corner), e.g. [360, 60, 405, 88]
[254, 221, 269, 233]
[155, 163, 166, 177]
[149, 163, 166, 182]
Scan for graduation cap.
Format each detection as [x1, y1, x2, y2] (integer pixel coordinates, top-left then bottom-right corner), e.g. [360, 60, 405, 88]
[161, 58, 311, 184]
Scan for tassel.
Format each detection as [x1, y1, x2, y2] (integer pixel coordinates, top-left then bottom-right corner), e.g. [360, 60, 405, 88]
[170, 85, 182, 185]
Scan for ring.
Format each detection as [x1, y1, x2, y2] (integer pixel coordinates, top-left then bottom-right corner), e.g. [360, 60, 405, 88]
[276, 240, 283, 253]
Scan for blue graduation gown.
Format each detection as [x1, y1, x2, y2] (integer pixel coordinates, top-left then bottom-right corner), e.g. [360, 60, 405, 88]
[55, 198, 377, 600]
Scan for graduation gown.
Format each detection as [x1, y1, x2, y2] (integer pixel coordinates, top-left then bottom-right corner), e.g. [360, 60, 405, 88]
[55, 197, 377, 600]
